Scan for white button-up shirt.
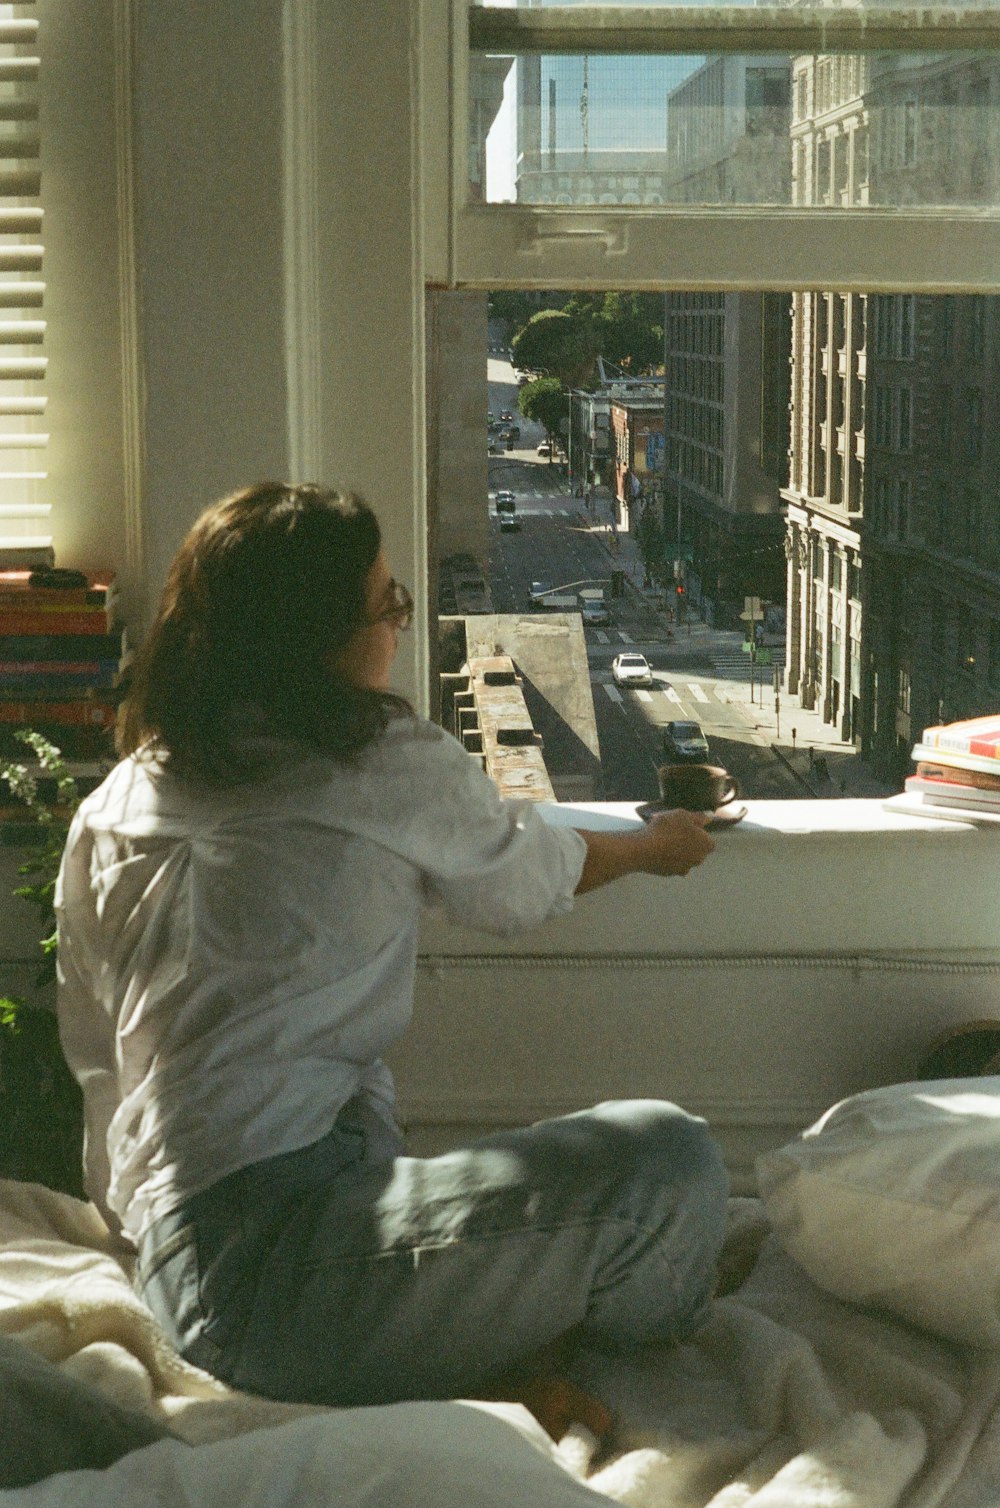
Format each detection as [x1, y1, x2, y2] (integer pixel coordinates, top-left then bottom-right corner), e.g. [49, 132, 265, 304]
[54, 716, 586, 1242]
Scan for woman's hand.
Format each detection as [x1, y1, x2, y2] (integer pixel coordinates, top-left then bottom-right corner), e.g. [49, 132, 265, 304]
[637, 808, 715, 876]
[574, 810, 714, 894]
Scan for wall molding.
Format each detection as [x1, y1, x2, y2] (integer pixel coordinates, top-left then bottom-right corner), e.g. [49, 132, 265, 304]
[419, 951, 1000, 976]
[112, 0, 145, 618]
[282, 0, 322, 483]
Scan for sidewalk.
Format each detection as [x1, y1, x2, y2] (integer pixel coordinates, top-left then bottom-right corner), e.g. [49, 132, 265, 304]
[577, 507, 895, 800]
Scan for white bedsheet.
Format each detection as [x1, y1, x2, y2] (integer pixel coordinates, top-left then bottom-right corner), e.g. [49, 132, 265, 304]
[2, 1181, 1000, 1507]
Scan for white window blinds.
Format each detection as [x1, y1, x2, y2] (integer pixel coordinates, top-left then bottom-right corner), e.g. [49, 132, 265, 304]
[0, 2, 46, 559]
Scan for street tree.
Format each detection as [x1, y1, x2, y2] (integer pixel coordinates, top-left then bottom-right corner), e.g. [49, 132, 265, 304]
[518, 377, 567, 459]
[510, 309, 596, 388]
[634, 501, 671, 588]
[595, 292, 664, 373]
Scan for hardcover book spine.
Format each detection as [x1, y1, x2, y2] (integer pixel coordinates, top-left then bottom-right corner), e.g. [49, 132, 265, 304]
[0, 631, 124, 660]
[0, 607, 117, 635]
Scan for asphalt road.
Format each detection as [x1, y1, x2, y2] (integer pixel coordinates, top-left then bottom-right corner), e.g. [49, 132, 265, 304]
[485, 472, 812, 803]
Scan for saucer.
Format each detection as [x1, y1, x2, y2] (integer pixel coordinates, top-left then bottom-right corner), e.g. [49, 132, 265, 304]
[636, 800, 748, 830]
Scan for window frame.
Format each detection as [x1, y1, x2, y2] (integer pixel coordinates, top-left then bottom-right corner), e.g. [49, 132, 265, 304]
[449, 2, 1000, 294]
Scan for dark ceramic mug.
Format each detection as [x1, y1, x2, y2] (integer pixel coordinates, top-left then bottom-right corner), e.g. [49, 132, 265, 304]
[658, 763, 739, 811]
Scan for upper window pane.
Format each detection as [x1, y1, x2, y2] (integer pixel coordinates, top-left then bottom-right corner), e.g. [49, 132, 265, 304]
[475, 49, 1000, 208]
[470, 6, 1000, 209]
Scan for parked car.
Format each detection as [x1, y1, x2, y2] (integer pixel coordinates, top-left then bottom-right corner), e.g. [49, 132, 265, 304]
[611, 652, 654, 688]
[661, 719, 710, 761]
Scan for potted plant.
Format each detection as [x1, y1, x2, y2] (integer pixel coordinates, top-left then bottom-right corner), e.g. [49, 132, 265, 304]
[0, 731, 90, 1196]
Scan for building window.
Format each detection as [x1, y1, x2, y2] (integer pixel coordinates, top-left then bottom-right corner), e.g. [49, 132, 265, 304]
[896, 479, 910, 539]
[969, 296, 986, 361]
[897, 665, 911, 714]
[965, 388, 983, 460]
[896, 388, 912, 451]
[990, 621, 1000, 688]
[902, 99, 918, 165]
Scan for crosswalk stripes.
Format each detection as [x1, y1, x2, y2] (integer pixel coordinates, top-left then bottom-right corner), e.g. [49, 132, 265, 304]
[688, 683, 709, 702]
[664, 686, 683, 705]
[635, 689, 652, 703]
[603, 683, 623, 703]
[594, 630, 609, 644]
[618, 630, 633, 643]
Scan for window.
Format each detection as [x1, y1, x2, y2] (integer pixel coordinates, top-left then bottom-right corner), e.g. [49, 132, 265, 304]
[990, 620, 1000, 687]
[896, 388, 912, 451]
[0, 5, 45, 555]
[965, 388, 983, 460]
[454, 4, 1000, 796]
[896, 478, 910, 538]
[901, 99, 917, 165]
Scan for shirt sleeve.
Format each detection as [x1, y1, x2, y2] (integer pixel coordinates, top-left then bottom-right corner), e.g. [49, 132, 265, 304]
[355, 717, 586, 936]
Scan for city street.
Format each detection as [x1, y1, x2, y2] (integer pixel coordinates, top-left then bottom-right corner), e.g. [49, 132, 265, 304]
[484, 352, 890, 803]
[485, 352, 894, 805]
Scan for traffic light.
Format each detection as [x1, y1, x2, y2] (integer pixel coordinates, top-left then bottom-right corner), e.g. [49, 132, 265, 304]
[675, 582, 685, 596]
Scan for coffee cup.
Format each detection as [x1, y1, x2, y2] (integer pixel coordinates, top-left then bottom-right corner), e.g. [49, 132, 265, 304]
[657, 763, 739, 812]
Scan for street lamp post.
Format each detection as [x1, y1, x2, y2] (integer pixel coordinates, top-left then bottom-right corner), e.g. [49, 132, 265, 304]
[662, 292, 685, 626]
[567, 391, 574, 493]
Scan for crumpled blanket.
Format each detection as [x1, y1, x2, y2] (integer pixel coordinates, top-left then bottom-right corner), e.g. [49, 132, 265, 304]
[3, 1180, 1000, 1507]
[560, 1200, 1000, 1507]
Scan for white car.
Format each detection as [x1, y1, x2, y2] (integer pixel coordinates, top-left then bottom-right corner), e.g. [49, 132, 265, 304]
[611, 652, 653, 688]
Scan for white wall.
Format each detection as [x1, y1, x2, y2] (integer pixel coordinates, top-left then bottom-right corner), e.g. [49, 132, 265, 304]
[393, 802, 1000, 1188]
[39, 1, 131, 584]
[133, 0, 292, 619]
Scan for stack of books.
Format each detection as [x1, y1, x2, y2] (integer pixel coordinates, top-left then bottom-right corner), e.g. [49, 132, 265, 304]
[0, 566, 126, 757]
[884, 714, 1000, 823]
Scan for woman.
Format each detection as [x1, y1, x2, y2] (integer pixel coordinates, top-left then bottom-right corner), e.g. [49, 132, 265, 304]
[55, 482, 728, 1433]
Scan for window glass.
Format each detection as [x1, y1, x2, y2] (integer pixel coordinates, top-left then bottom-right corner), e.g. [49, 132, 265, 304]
[438, 288, 1000, 804]
[473, 35, 1000, 210]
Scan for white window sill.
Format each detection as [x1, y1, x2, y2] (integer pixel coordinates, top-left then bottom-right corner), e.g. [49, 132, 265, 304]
[541, 796, 983, 838]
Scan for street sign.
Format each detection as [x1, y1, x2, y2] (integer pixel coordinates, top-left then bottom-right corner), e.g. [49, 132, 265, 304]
[739, 610, 764, 621]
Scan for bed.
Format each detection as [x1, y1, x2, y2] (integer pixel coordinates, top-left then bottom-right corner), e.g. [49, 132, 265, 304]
[3, 1076, 1000, 1507]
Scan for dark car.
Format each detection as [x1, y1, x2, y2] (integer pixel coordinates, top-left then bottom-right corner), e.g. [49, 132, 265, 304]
[661, 720, 710, 762]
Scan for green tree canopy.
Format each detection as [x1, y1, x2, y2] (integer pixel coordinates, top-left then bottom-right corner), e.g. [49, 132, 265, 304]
[510, 309, 597, 388]
[634, 502, 671, 587]
[518, 377, 567, 453]
[594, 293, 664, 374]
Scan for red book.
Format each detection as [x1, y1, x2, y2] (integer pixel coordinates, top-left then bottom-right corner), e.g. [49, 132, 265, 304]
[0, 606, 119, 635]
[0, 699, 117, 727]
[0, 661, 116, 675]
[0, 570, 117, 608]
[920, 714, 1000, 762]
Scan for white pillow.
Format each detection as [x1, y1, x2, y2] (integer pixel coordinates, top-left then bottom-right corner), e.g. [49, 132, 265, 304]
[756, 1077, 1000, 1348]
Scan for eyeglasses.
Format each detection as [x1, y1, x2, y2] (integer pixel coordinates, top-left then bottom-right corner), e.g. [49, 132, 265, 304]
[370, 579, 414, 631]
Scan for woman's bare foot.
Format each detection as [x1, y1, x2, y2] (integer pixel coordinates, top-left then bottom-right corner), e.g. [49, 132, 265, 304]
[512, 1375, 614, 1444]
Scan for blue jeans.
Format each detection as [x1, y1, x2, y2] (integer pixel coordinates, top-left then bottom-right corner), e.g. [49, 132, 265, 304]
[135, 1098, 728, 1407]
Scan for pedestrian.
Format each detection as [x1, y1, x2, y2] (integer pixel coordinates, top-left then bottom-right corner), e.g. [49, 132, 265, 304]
[55, 482, 728, 1439]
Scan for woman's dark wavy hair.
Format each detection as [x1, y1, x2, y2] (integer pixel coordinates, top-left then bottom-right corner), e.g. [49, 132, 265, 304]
[117, 482, 411, 783]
